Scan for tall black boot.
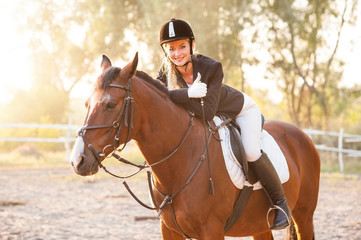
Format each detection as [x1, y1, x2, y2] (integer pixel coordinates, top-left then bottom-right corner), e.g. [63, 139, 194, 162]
[248, 151, 291, 230]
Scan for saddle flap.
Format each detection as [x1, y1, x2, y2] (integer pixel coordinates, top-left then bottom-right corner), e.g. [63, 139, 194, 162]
[219, 116, 249, 180]
[217, 115, 264, 185]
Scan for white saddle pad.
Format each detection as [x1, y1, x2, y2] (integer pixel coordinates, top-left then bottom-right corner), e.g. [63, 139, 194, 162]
[213, 116, 289, 190]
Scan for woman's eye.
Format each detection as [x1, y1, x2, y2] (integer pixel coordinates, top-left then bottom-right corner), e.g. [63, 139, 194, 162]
[106, 102, 116, 110]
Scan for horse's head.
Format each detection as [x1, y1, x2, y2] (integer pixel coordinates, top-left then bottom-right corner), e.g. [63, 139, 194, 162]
[70, 53, 138, 176]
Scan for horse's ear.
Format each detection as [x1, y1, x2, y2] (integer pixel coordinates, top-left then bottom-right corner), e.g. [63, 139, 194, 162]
[129, 52, 138, 78]
[101, 55, 112, 73]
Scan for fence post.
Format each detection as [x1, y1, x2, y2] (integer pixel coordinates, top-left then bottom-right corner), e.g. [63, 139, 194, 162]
[308, 127, 313, 140]
[65, 118, 72, 162]
[338, 128, 344, 172]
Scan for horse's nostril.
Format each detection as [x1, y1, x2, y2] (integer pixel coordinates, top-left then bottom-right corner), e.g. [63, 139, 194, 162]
[77, 155, 85, 169]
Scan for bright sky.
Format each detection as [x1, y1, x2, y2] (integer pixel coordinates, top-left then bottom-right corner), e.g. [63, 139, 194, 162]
[0, 1, 31, 103]
[0, 1, 359, 104]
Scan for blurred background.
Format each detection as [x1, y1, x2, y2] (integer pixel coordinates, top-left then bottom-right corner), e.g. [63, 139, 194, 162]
[0, 0, 360, 172]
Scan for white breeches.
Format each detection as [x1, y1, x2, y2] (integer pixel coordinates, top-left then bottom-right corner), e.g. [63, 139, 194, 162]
[235, 93, 262, 162]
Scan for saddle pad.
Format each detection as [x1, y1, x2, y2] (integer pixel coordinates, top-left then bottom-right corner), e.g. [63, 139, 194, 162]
[213, 116, 289, 190]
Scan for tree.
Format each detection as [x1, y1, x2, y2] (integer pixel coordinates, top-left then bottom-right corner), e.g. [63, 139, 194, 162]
[13, 0, 140, 122]
[9, 0, 359, 132]
[263, 0, 359, 129]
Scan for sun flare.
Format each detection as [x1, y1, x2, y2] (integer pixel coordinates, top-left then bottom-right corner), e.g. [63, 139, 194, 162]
[0, 2, 31, 103]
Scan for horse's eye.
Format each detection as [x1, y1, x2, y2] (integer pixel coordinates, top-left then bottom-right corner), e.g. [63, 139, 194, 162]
[106, 101, 117, 110]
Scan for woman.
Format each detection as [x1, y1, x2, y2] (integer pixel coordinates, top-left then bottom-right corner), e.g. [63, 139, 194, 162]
[156, 18, 290, 230]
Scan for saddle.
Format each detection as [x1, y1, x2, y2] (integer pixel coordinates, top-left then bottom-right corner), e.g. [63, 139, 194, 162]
[218, 115, 265, 185]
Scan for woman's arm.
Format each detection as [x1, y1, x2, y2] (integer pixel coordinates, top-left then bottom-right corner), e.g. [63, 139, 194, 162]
[169, 62, 223, 121]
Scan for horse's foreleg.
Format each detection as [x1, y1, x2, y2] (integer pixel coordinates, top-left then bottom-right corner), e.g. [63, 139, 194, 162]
[160, 221, 185, 240]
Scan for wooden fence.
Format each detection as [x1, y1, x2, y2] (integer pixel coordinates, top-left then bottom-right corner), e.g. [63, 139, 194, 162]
[303, 128, 361, 172]
[0, 121, 77, 161]
[0, 122, 360, 171]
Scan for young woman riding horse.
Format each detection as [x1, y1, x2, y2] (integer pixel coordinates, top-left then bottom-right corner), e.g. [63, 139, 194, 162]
[69, 21, 320, 240]
[156, 18, 290, 231]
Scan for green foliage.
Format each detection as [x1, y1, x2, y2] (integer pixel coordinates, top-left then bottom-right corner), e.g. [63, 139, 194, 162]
[263, 0, 358, 129]
[5, 0, 359, 134]
[0, 84, 69, 123]
[342, 94, 361, 133]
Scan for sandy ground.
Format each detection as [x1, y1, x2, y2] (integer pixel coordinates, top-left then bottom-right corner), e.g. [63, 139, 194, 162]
[0, 166, 360, 240]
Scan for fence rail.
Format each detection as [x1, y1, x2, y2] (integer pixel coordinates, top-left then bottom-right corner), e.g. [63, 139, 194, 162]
[0, 123, 360, 171]
[0, 121, 78, 161]
[303, 128, 361, 172]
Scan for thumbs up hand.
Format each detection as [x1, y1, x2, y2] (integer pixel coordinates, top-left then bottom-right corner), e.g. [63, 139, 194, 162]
[188, 73, 207, 98]
[194, 72, 201, 83]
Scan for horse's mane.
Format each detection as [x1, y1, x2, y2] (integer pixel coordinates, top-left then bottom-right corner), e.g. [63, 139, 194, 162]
[135, 71, 170, 97]
[98, 66, 170, 98]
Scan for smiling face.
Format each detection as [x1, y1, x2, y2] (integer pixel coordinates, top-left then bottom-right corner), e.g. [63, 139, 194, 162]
[162, 39, 193, 67]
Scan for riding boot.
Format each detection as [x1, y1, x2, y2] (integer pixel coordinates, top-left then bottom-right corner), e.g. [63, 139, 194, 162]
[248, 151, 291, 230]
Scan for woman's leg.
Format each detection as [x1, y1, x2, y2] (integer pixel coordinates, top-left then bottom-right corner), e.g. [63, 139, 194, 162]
[236, 93, 291, 230]
[235, 93, 262, 162]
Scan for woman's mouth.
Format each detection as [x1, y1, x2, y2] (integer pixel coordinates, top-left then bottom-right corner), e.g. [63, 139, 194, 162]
[173, 57, 185, 65]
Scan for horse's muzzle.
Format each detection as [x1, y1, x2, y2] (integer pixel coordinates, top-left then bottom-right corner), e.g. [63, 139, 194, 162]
[70, 138, 100, 176]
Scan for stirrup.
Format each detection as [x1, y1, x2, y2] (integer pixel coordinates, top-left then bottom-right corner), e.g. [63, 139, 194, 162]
[266, 205, 291, 229]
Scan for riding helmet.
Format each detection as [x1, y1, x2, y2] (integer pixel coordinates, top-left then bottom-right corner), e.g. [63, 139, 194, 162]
[159, 18, 195, 45]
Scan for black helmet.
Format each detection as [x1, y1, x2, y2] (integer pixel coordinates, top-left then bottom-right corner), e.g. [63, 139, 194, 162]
[159, 18, 195, 45]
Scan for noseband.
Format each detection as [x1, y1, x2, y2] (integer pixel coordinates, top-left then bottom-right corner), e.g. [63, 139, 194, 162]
[77, 79, 134, 168]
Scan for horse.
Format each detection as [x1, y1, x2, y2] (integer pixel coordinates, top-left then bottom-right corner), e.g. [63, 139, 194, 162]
[69, 53, 320, 240]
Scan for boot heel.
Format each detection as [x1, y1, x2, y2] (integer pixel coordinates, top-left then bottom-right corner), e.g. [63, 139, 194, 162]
[268, 205, 291, 230]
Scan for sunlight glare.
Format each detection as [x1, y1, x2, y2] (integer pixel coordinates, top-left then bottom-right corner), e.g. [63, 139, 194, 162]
[0, 1, 31, 103]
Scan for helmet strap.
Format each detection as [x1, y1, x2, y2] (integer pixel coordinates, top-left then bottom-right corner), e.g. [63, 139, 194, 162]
[183, 60, 191, 72]
[190, 38, 194, 55]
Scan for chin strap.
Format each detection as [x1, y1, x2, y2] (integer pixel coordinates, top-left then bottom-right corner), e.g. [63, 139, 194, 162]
[183, 60, 191, 72]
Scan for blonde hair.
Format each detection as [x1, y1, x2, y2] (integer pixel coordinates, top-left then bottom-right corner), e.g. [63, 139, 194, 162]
[160, 56, 180, 90]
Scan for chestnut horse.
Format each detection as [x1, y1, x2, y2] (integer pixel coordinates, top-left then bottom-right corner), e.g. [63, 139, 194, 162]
[70, 53, 320, 240]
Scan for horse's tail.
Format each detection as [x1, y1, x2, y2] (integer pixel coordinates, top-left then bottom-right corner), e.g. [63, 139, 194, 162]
[287, 217, 299, 240]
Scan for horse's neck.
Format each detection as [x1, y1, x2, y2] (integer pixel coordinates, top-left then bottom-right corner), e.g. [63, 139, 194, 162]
[135, 100, 191, 163]
[132, 82, 193, 186]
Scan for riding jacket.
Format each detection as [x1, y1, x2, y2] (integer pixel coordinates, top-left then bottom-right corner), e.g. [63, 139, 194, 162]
[156, 54, 244, 121]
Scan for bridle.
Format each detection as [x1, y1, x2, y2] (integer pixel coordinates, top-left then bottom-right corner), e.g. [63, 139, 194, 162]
[76, 76, 196, 178]
[77, 80, 134, 169]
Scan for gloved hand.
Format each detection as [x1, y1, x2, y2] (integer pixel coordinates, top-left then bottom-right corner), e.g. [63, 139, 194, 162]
[187, 72, 207, 98]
